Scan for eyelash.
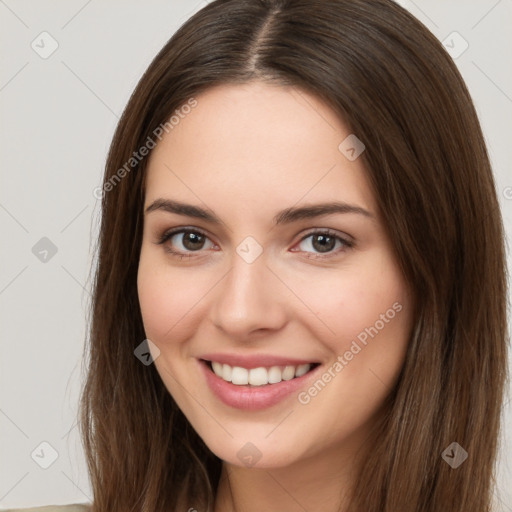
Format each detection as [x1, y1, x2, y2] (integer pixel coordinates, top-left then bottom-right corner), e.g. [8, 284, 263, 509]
[156, 227, 354, 260]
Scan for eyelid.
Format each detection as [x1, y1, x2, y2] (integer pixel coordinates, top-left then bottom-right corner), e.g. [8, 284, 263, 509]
[298, 227, 354, 245]
[156, 226, 212, 245]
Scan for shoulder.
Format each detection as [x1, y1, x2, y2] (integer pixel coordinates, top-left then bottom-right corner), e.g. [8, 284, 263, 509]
[0, 505, 91, 512]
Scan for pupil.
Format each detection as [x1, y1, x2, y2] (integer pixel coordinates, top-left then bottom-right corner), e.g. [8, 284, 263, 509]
[184, 232, 204, 250]
[313, 234, 334, 253]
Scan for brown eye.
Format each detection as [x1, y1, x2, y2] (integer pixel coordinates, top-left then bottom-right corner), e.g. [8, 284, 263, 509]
[310, 233, 337, 253]
[294, 230, 353, 258]
[178, 231, 206, 251]
[157, 228, 215, 257]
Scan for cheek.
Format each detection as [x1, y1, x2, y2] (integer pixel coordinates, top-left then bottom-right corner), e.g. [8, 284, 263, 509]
[137, 253, 207, 343]
[291, 250, 408, 350]
[296, 274, 412, 442]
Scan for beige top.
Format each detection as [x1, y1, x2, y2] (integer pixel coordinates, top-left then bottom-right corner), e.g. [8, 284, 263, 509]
[0, 505, 91, 512]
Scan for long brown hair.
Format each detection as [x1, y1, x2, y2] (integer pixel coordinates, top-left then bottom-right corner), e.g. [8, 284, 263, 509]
[79, 0, 508, 510]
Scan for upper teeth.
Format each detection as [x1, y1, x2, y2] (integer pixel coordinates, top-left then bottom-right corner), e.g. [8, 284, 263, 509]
[210, 361, 312, 386]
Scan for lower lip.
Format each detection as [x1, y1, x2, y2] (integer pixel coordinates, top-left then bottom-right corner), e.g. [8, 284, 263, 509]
[199, 359, 321, 410]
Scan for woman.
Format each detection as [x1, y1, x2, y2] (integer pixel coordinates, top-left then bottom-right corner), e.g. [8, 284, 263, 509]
[17, 0, 509, 510]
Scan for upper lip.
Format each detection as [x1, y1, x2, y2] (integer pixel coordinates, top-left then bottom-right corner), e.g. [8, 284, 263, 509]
[199, 353, 320, 369]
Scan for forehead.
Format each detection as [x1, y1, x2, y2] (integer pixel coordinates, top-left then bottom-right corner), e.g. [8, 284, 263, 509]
[145, 82, 376, 222]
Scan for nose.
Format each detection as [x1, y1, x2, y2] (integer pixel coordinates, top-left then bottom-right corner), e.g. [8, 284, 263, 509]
[208, 250, 288, 339]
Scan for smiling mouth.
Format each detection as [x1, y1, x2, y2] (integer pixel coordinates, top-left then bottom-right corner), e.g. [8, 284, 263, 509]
[201, 359, 321, 387]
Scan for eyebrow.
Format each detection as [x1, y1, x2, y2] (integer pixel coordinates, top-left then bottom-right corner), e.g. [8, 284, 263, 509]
[144, 199, 374, 225]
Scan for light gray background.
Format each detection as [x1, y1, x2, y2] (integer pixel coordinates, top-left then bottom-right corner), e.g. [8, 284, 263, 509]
[0, 0, 511, 509]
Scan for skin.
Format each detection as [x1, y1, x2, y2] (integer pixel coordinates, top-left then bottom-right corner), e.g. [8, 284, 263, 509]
[137, 82, 414, 511]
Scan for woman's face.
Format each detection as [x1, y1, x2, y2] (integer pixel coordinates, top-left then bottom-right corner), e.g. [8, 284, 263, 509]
[137, 82, 414, 469]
